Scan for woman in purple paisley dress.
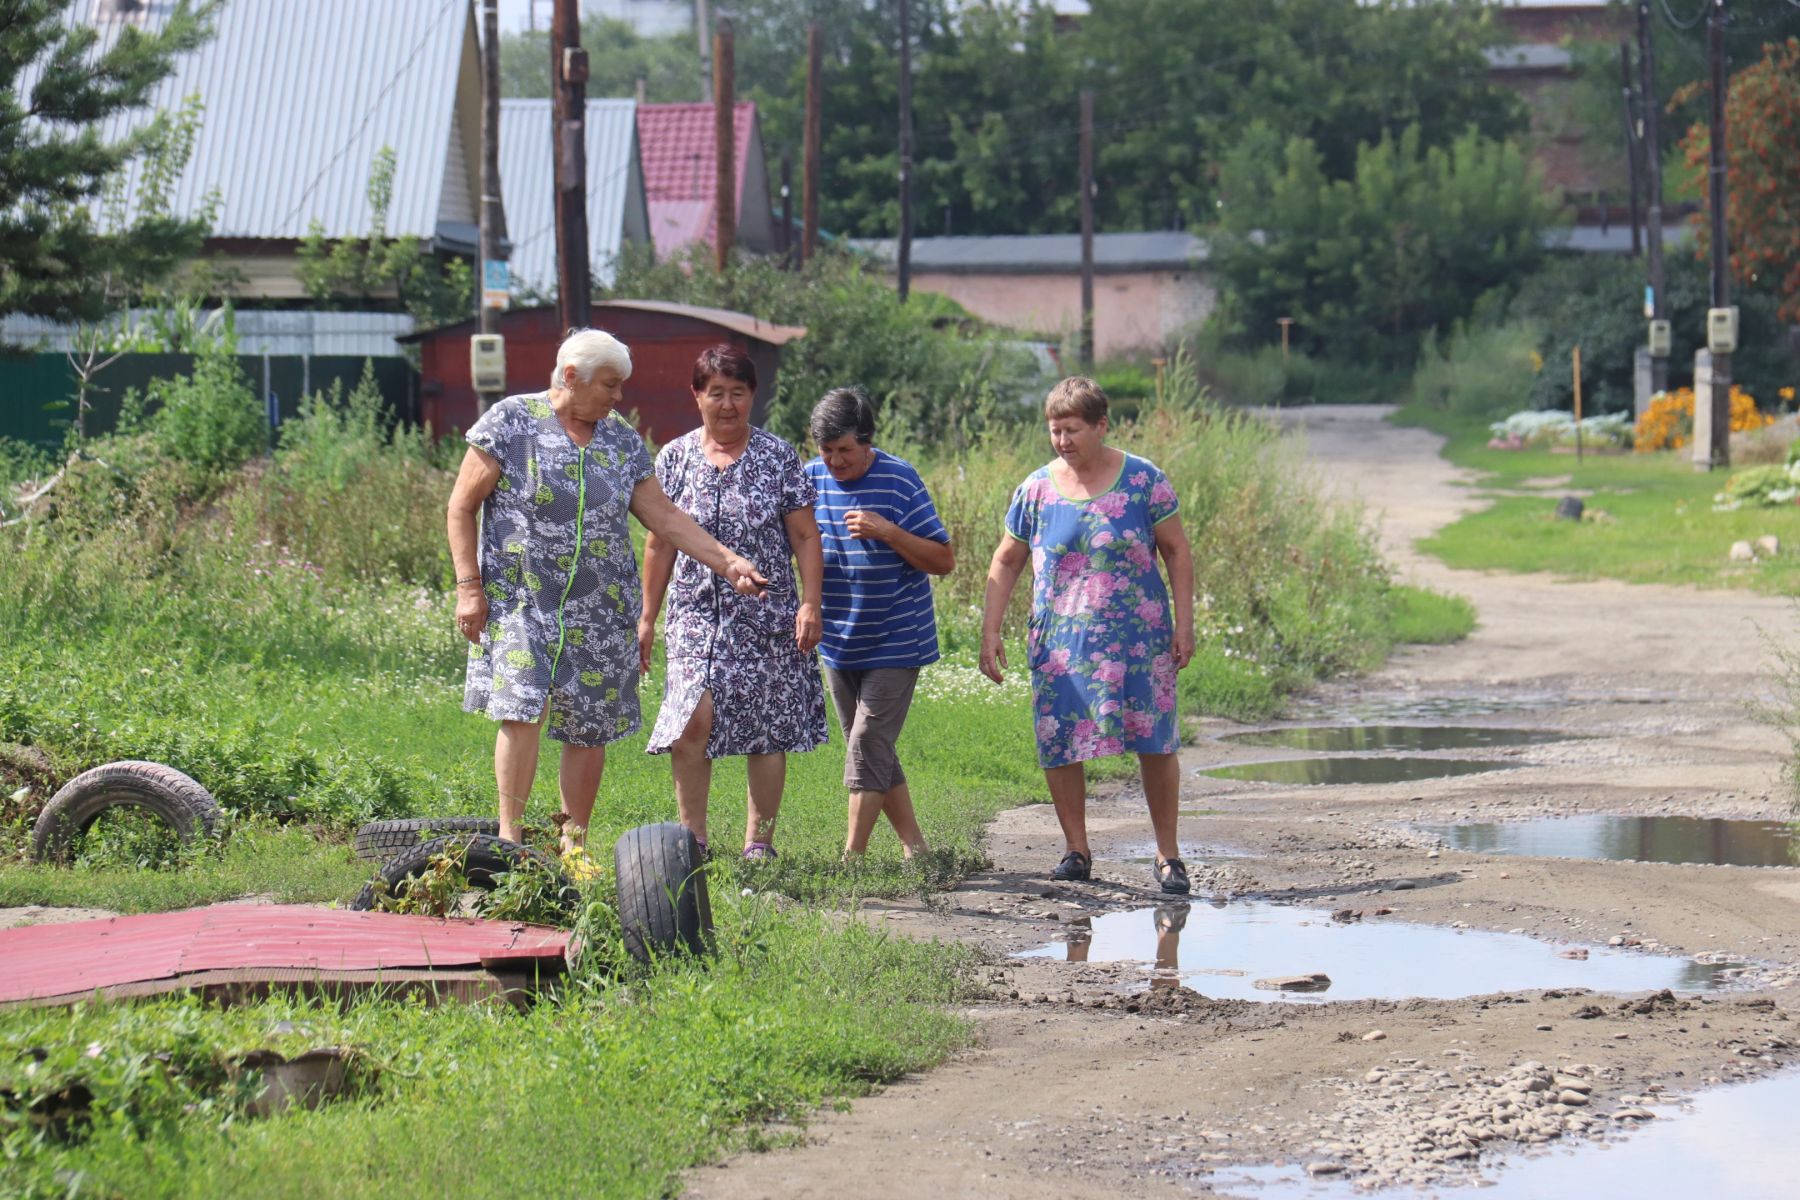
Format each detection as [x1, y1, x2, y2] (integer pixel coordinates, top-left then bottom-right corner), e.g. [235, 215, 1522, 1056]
[640, 345, 828, 859]
[447, 330, 768, 868]
[979, 376, 1196, 894]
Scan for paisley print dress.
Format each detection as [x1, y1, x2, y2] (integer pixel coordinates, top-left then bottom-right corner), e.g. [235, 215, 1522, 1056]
[1003, 453, 1182, 768]
[647, 428, 829, 759]
[462, 393, 652, 747]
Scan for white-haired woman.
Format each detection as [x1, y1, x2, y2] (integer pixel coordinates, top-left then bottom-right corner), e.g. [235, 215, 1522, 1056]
[447, 329, 768, 869]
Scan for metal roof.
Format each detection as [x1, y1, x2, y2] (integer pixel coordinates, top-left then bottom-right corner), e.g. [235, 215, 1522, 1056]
[851, 231, 1209, 275]
[601, 299, 806, 345]
[636, 102, 763, 255]
[22, 0, 474, 241]
[0, 309, 416, 356]
[1484, 43, 1576, 71]
[1544, 223, 1696, 255]
[498, 99, 647, 292]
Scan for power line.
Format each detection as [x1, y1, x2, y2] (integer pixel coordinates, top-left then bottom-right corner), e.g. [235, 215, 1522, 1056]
[1659, 0, 1709, 31]
[278, 0, 463, 231]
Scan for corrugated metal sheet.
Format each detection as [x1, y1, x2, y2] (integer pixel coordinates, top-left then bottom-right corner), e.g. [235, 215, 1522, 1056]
[1485, 43, 1576, 72]
[851, 232, 1210, 275]
[499, 98, 645, 292]
[22, 0, 472, 240]
[0, 310, 416, 356]
[636, 102, 760, 256]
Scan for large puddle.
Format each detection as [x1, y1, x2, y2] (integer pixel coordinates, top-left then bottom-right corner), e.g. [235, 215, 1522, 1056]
[1202, 758, 1518, 786]
[1419, 815, 1800, 869]
[1215, 1069, 1800, 1199]
[1016, 903, 1730, 1003]
[1221, 726, 1567, 753]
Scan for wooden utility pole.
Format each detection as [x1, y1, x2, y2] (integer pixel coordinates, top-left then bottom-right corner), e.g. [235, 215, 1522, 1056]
[1618, 41, 1642, 258]
[896, 0, 914, 302]
[801, 23, 822, 264]
[712, 18, 735, 273]
[695, 0, 713, 103]
[1703, 0, 1731, 469]
[779, 152, 794, 267]
[551, 0, 590, 333]
[1638, 0, 1669, 393]
[1078, 88, 1096, 370]
[478, 0, 508, 413]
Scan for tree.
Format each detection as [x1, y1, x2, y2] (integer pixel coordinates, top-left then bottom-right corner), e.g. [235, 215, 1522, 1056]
[498, 15, 701, 102]
[1214, 125, 1558, 365]
[1676, 36, 1800, 323]
[0, 0, 220, 323]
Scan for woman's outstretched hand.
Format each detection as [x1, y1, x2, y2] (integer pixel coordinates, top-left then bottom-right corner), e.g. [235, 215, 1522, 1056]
[978, 629, 1008, 684]
[725, 555, 769, 597]
[455, 587, 488, 645]
[1174, 625, 1195, 670]
[795, 601, 822, 653]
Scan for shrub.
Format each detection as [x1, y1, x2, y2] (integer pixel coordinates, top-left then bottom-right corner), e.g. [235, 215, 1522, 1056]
[1634, 386, 1770, 453]
[142, 341, 265, 473]
[1410, 322, 1543, 419]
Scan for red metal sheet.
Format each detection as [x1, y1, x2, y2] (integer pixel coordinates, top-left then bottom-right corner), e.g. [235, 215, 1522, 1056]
[0, 904, 569, 1004]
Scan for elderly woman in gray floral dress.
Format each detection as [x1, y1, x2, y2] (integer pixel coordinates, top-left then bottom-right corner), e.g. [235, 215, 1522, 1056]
[447, 330, 767, 868]
[639, 344, 828, 860]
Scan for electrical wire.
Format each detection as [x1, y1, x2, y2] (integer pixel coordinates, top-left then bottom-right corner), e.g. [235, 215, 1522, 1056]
[1658, 0, 1710, 30]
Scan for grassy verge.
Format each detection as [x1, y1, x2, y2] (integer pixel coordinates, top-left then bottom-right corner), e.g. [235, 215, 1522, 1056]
[1395, 408, 1800, 593]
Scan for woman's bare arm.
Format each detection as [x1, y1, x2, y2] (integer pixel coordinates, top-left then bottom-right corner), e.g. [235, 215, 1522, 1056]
[447, 447, 501, 643]
[1153, 514, 1196, 669]
[784, 506, 824, 653]
[979, 533, 1031, 684]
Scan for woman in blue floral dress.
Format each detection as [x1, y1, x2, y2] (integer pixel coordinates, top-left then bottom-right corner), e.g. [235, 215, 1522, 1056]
[979, 376, 1196, 893]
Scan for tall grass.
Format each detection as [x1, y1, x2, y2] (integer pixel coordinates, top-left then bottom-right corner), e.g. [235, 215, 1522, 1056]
[1408, 321, 1543, 421]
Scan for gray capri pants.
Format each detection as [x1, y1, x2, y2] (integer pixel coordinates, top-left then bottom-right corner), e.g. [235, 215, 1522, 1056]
[823, 666, 920, 793]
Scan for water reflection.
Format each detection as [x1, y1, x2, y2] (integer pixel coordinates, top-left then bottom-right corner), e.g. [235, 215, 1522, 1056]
[1203, 757, 1517, 785]
[1020, 902, 1729, 1003]
[1421, 815, 1800, 869]
[1222, 726, 1567, 753]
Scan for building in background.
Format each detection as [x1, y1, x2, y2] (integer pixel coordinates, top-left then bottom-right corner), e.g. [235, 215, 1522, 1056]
[636, 102, 777, 259]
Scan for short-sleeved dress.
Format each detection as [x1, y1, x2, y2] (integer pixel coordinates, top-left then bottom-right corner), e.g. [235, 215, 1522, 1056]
[646, 428, 829, 759]
[1004, 453, 1182, 768]
[462, 393, 653, 747]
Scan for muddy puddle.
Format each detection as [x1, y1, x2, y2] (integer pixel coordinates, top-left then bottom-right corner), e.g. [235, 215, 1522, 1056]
[1419, 815, 1800, 869]
[1202, 758, 1518, 786]
[1214, 1069, 1800, 1199]
[1016, 902, 1730, 1003]
[1221, 726, 1568, 753]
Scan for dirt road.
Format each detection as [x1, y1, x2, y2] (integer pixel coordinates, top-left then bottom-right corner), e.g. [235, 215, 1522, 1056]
[687, 406, 1800, 1199]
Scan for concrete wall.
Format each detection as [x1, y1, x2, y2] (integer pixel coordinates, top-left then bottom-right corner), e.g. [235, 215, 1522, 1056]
[907, 269, 1216, 360]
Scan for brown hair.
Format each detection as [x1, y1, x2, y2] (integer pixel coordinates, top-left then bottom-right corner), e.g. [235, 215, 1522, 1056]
[691, 343, 757, 393]
[1044, 375, 1109, 425]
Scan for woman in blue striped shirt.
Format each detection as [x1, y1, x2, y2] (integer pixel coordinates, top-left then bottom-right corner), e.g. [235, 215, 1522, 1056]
[805, 388, 956, 860]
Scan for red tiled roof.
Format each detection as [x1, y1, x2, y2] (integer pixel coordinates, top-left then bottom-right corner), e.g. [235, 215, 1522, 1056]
[636, 101, 756, 255]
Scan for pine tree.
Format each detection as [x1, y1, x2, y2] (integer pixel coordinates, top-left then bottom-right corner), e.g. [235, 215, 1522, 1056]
[0, 0, 220, 323]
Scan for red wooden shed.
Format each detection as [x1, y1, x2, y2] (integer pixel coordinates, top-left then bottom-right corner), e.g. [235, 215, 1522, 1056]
[405, 300, 807, 444]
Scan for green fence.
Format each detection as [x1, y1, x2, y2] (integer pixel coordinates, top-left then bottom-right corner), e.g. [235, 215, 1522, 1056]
[0, 352, 417, 449]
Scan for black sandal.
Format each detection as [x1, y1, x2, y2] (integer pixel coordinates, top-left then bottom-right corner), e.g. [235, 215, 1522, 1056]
[1156, 857, 1191, 895]
[1051, 849, 1092, 882]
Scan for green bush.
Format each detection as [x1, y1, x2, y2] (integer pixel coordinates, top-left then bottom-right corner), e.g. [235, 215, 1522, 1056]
[144, 341, 265, 473]
[1409, 321, 1544, 420]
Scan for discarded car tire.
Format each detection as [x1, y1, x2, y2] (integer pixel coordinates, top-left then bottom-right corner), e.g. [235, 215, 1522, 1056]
[353, 816, 501, 863]
[613, 822, 712, 961]
[32, 760, 221, 864]
[348, 834, 576, 916]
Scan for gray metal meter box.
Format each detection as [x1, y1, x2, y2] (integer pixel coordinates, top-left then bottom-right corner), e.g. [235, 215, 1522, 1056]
[1706, 307, 1738, 355]
[1647, 319, 1672, 358]
[470, 334, 506, 391]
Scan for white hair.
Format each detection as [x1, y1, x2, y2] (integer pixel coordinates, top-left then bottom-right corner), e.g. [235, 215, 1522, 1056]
[551, 328, 632, 390]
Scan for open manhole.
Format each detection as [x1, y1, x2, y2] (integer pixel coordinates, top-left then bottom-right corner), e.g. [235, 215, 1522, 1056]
[1221, 725, 1569, 753]
[1418, 815, 1800, 869]
[1015, 902, 1731, 1003]
[1202, 758, 1518, 786]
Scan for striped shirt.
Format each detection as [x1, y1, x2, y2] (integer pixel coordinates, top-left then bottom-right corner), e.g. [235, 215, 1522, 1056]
[805, 449, 949, 670]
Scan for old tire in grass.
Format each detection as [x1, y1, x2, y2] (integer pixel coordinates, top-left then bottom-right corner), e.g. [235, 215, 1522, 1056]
[613, 822, 712, 961]
[348, 833, 576, 916]
[31, 760, 221, 864]
[353, 817, 501, 863]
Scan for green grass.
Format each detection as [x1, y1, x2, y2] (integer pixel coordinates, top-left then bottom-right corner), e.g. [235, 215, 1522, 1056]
[1396, 408, 1800, 593]
[0, 897, 975, 1200]
[1382, 583, 1477, 644]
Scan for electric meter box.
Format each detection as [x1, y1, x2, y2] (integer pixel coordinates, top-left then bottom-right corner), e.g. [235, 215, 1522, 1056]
[1647, 319, 1672, 358]
[1706, 307, 1738, 355]
[470, 334, 506, 392]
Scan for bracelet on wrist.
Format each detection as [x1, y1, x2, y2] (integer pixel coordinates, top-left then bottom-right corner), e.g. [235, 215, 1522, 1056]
[455, 574, 482, 586]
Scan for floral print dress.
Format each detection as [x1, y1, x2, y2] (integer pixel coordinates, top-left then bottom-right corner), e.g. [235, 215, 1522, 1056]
[647, 428, 829, 758]
[1004, 453, 1182, 768]
[462, 394, 653, 747]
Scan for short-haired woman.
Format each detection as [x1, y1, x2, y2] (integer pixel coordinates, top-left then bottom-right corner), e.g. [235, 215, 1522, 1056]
[805, 387, 955, 859]
[447, 329, 767, 869]
[978, 376, 1197, 894]
[639, 345, 828, 859]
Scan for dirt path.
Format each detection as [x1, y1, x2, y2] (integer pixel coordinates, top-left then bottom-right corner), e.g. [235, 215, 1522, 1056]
[686, 406, 1800, 1199]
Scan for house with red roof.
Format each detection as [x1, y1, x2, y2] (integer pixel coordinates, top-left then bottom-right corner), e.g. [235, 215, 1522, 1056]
[635, 102, 777, 258]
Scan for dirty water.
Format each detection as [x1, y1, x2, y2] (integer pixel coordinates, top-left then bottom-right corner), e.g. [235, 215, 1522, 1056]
[1419, 815, 1800, 870]
[1015, 902, 1730, 1004]
[1290, 695, 1564, 723]
[1202, 758, 1519, 786]
[1213, 1069, 1800, 1199]
[1220, 726, 1567, 753]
